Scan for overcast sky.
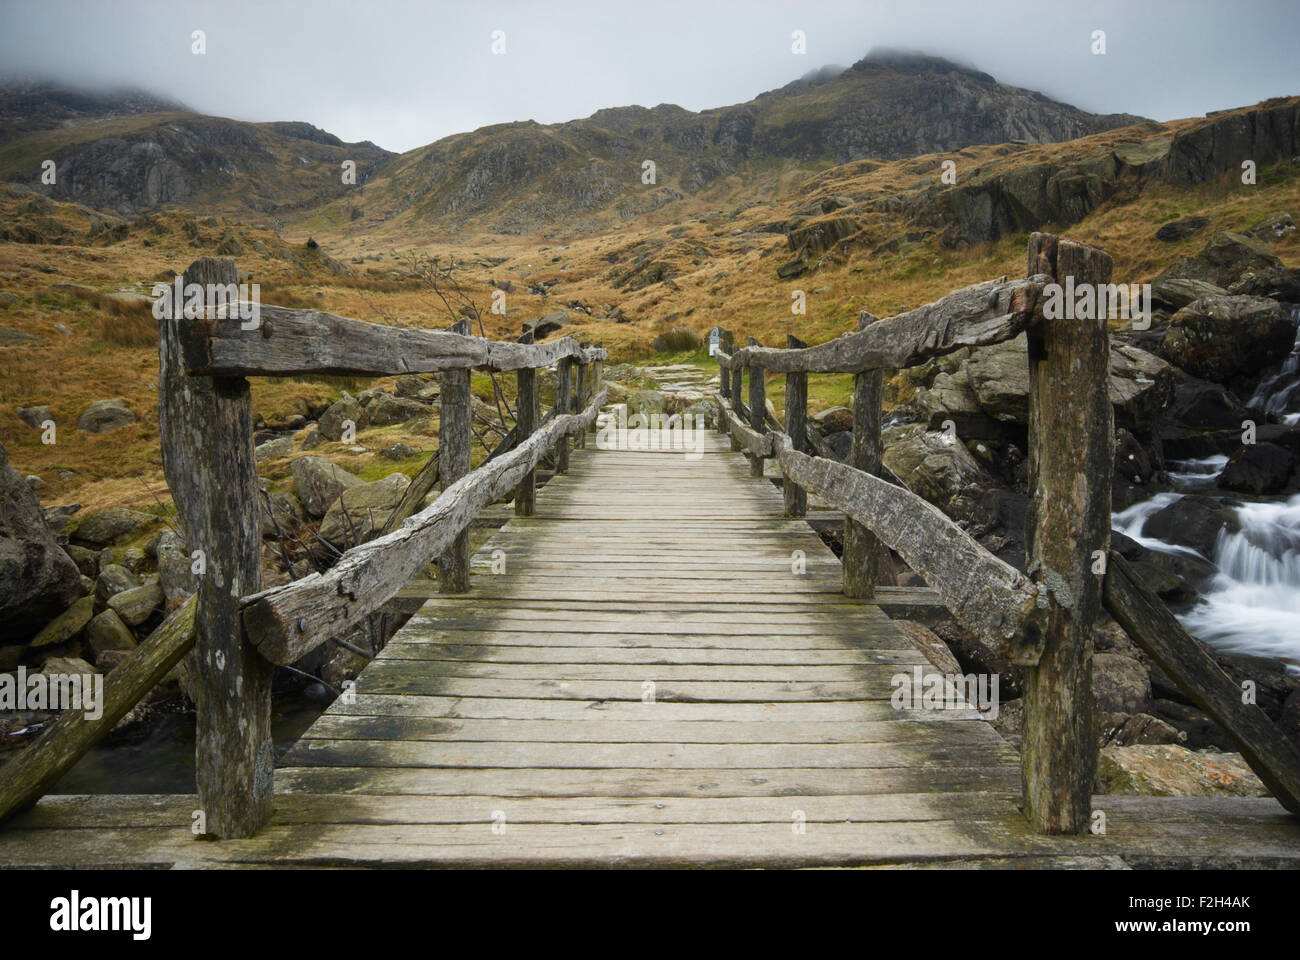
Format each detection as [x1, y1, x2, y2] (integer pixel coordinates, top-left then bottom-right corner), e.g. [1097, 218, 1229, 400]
[1, 0, 1297, 154]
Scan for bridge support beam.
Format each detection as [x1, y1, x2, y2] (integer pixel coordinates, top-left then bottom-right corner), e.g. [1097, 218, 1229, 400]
[843, 311, 883, 598]
[159, 257, 273, 838]
[783, 334, 808, 518]
[1021, 233, 1112, 834]
[514, 329, 537, 516]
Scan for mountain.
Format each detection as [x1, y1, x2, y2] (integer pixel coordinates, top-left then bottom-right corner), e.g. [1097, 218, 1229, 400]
[0, 82, 392, 220]
[0, 51, 1145, 234]
[0, 80, 191, 144]
[311, 48, 1148, 237]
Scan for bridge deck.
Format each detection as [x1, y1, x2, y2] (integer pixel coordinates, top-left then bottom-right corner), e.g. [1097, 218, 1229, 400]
[3, 434, 1300, 867]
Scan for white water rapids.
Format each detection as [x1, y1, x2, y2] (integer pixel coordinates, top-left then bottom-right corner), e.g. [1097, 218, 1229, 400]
[1113, 460, 1300, 670]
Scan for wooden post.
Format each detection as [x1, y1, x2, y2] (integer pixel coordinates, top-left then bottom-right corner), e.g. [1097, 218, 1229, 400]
[843, 311, 883, 598]
[574, 352, 587, 449]
[727, 343, 744, 451]
[784, 334, 808, 517]
[1021, 233, 1113, 834]
[747, 337, 766, 478]
[592, 341, 604, 439]
[158, 257, 272, 838]
[437, 317, 472, 593]
[515, 329, 537, 516]
[555, 356, 573, 472]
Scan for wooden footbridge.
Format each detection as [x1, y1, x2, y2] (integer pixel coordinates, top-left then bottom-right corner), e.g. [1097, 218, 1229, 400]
[3, 235, 1300, 867]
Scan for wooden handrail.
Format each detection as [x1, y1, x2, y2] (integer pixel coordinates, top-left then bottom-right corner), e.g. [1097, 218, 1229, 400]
[240, 389, 607, 665]
[178, 303, 606, 377]
[721, 275, 1047, 373]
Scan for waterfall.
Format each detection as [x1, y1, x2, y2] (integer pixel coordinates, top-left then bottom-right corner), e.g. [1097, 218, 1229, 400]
[1248, 305, 1300, 426]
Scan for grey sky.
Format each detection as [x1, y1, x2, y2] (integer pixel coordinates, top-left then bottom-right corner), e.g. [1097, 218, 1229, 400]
[1, 0, 1297, 154]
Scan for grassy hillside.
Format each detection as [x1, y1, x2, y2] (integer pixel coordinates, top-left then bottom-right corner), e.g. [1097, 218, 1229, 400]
[1, 97, 1297, 522]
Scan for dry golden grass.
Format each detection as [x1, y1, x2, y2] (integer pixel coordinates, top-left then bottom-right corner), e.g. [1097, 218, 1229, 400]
[3, 98, 1298, 515]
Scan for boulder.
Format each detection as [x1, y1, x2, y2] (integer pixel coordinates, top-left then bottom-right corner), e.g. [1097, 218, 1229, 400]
[787, 216, 859, 255]
[1166, 377, 1248, 430]
[1097, 712, 1184, 748]
[1154, 217, 1210, 242]
[0, 441, 84, 637]
[29, 595, 95, 648]
[933, 334, 1174, 431]
[290, 456, 364, 518]
[1160, 294, 1294, 383]
[65, 544, 99, 578]
[1092, 653, 1152, 715]
[525, 310, 569, 338]
[1155, 231, 1283, 289]
[626, 390, 671, 418]
[258, 489, 305, 537]
[1096, 745, 1268, 798]
[317, 393, 366, 442]
[1149, 277, 1227, 312]
[15, 404, 52, 429]
[76, 398, 137, 434]
[1217, 441, 1297, 495]
[882, 424, 997, 526]
[155, 529, 195, 602]
[254, 436, 295, 461]
[1142, 494, 1240, 558]
[368, 394, 431, 426]
[1228, 265, 1300, 303]
[37, 656, 99, 680]
[106, 582, 163, 627]
[42, 503, 81, 539]
[811, 406, 854, 435]
[379, 442, 421, 461]
[93, 564, 140, 605]
[71, 507, 155, 546]
[1243, 210, 1295, 245]
[86, 609, 137, 658]
[318, 473, 410, 547]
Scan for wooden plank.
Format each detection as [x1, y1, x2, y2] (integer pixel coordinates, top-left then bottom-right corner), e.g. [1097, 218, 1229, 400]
[240, 389, 605, 664]
[352, 675, 910, 702]
[1021, 233, 1112, 835]
[321, 694, 982, 722]
[360, 657, 888, 681]
[733, 276, 1047, 373]
[179, 303, 605, 376]
[1104, 551, 1300, 817]
[280, 739, 1012, 770]
[298, 716, 998, 745]
[0, 598, 196, 825]
[160, 257, 272, 838]
[274, 765, 1022, 799]
[378, 642, 921, 665]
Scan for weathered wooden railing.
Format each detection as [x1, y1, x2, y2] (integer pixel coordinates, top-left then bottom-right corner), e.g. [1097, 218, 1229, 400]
[712, 233, 1300, 831]
[0, 256, 605, 836]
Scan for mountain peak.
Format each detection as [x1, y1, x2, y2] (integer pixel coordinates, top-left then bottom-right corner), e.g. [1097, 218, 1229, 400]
[851, 47, 996, 84]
